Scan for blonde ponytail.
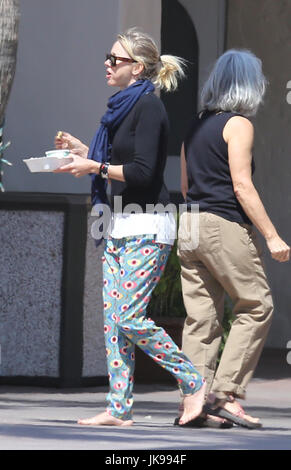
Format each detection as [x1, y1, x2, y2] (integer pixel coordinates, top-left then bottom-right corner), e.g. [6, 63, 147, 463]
[156, 55, 186, 92]
[117, 27, 186, 93]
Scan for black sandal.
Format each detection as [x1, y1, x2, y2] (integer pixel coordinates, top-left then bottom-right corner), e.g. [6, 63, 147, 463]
[173, 414, 233, 429]
[203, 402, 262, 430]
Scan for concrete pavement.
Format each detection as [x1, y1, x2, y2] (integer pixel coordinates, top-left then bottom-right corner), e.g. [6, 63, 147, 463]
[0, 377, 290, 450]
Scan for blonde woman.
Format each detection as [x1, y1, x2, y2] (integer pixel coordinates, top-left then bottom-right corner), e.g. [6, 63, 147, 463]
[55, 28, 206, 426]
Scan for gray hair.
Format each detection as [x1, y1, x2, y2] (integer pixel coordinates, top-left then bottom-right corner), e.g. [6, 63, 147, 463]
[200, 49, 267, 116]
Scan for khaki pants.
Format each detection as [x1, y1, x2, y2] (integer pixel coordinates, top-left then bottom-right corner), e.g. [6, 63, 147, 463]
[178, 211, 273, 400]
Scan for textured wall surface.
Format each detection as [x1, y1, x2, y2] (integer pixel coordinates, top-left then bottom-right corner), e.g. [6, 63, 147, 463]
[0, 210, 64, 376]
[227, 0, 291, 347]
[82, 215, 107, 378]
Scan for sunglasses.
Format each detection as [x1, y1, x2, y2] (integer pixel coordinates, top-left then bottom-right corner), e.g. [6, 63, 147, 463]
[106, 53, 137, 67]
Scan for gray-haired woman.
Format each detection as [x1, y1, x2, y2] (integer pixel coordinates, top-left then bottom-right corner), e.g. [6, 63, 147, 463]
[178, 49, 290, 428]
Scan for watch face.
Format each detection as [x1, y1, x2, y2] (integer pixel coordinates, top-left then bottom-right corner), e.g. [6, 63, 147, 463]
[101, 162, 109, 178]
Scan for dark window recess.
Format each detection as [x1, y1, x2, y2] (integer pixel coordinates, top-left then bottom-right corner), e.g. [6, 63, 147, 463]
[161, 0, 199, 155]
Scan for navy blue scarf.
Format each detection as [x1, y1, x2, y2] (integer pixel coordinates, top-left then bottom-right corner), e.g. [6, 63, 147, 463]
[88, 79, 155, 207]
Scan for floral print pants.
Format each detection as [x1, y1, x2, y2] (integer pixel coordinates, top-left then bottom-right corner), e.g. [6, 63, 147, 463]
[102, 235, 204, 420]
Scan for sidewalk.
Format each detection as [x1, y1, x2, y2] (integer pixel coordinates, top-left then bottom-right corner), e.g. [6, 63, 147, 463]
[0, 377, 290, 450]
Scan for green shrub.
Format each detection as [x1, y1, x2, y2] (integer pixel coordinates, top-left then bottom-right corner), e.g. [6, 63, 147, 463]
[147, 239, 185, 318]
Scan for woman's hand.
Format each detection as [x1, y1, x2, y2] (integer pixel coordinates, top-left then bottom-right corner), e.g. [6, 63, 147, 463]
[55, 131, 89, 159]
[266, 235, 290, 263]
[54, 154, 100, 177]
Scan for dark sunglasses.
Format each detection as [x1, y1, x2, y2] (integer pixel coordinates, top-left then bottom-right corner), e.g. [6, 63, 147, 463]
[106, 53, 137, 67]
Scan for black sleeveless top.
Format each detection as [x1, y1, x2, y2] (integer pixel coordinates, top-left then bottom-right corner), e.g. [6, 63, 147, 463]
[184, 110, 254, 225]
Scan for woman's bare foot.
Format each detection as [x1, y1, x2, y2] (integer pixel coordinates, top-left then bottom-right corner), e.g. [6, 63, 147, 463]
[178, 402, 230, 425]
[222, 400, 261, 425]
[179, 381, 207, 425]
[78, 411, 133, 426]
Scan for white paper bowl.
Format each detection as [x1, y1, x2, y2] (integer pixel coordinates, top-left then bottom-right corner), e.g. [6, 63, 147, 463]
[23, 156, 73, 172]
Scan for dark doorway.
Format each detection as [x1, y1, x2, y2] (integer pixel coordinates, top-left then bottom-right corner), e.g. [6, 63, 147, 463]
[161, 0, 199, 155]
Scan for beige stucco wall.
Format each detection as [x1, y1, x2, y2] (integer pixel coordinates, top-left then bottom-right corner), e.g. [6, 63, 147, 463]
[118, 0, 161, 49]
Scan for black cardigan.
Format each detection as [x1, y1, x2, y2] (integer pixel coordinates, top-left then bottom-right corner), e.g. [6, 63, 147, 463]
[109, 92, 171, 212]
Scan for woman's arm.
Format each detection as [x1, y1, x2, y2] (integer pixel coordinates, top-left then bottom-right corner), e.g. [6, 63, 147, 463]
[53, 131, 125, 180]
[53, 98, 162, 184]
[180, 143, 188, 200]
[54, 155, 126, 181]
[223, 116, 290, 262]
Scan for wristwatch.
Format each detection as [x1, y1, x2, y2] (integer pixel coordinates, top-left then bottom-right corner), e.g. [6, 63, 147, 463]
[100, 162, 110, 179]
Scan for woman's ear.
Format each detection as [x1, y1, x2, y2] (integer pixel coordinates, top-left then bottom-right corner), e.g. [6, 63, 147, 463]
[132, 62, 144, 78]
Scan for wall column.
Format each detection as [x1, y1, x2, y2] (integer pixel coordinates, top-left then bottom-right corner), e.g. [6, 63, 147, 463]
[118, 0, 161, 48]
